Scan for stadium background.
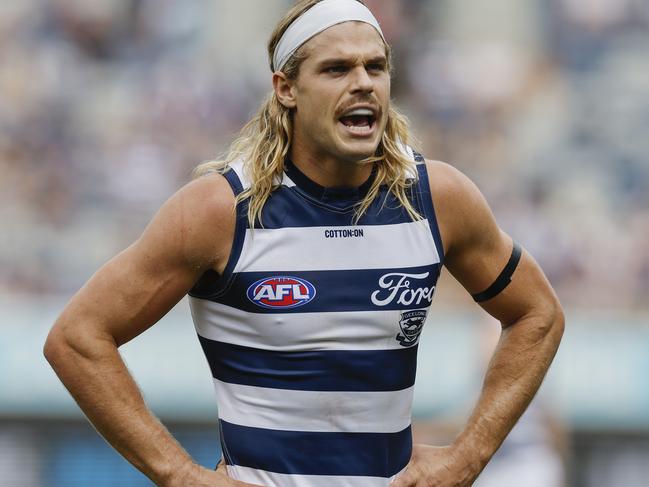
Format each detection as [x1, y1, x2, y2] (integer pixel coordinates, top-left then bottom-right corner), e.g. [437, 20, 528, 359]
[1, 0, 648, 485]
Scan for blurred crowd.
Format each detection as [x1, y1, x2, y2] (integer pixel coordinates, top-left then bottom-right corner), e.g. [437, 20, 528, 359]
[2, 0, 649, 310]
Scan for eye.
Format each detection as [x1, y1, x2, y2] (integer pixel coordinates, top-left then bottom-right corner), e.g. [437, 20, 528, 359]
[325, 65, 348, 74]
[367, 63, 386, 73]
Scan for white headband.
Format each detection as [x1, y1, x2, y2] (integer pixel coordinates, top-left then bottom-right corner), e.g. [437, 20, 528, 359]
[272, 0, 385, 72]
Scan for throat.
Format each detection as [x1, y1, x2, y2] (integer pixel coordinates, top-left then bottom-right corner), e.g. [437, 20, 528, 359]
[288, 122, 377, 186]
[286, 150, 374, 189]
[285, 158, 377, 203]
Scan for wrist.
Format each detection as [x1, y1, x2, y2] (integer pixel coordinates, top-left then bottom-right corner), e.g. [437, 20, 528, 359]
[159, 459, 199, 487]
[450, 436, 492, 477]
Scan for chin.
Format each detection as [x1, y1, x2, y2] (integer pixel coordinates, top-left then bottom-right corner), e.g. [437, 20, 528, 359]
[337, 139, 381, 162]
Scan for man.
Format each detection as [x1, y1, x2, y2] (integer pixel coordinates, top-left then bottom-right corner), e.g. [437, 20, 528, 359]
[44, 0, 564, 486]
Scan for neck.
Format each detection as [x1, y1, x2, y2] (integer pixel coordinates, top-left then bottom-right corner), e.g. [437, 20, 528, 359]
[289, 139, 373, 188]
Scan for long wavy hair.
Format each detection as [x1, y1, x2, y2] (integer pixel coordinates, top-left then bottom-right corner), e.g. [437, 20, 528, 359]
[194, 0, 421, 225]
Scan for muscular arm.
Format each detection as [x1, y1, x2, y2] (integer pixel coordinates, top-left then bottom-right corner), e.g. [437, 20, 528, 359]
[43, 175, 252, 486]
[395, 161, 564, 486]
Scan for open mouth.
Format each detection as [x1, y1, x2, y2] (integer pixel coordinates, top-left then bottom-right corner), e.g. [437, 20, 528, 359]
[338, 108, 377, 136]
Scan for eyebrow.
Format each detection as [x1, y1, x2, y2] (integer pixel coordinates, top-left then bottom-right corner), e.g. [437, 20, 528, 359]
[316, 55, 387, 67]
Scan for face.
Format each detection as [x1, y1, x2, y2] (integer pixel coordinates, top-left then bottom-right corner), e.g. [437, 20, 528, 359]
[276, 22, 391, 165]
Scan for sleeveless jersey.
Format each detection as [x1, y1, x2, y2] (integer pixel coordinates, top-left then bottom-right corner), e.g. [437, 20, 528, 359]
[188, 149, 444, 486]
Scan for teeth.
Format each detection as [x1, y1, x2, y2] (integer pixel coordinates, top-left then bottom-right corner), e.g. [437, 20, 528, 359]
[344, 108, 374, 117]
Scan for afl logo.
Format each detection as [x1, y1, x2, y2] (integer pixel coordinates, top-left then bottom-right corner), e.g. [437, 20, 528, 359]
[247, 276, 316, 309]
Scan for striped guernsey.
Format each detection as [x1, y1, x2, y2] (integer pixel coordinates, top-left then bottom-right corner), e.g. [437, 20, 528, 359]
[188, 148, 444, 486]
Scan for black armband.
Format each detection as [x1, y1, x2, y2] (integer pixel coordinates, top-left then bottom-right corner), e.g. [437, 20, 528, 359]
[472, 242, 522, 303]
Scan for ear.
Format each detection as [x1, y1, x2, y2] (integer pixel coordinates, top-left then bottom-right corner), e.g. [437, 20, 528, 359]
[273, 72, 297, 109]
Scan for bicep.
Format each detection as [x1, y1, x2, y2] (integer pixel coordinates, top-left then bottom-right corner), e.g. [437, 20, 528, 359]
[54, 175, 235, 346]
[430, 161, 559, 326]
[62, 239, 200, 347]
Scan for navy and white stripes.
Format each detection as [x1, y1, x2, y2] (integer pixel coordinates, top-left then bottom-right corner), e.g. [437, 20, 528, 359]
[189, 151, 443, 486]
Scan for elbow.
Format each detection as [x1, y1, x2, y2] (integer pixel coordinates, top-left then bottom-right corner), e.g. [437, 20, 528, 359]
[538, 295, 565, 349]
[510, 294, 565, 350]
[550, 296, 565, 337]
[43, 315, 101, 372]
[44, 313, 117, 373]
[43, 320, 72, 371]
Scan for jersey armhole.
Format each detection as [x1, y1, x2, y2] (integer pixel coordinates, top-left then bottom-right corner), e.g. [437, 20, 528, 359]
[413, 153, 445, 265]
[188, 169, 248, 299]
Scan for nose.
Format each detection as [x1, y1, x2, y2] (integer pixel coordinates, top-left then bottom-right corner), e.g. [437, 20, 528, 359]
[349, 65, 374, 94]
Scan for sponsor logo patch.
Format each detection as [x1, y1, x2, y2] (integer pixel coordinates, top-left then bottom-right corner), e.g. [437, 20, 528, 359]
[324, 229, 365, 239]
[370, 272, 435, 307]
[397, 310, 427, 347]
[247, 276, 316, 309]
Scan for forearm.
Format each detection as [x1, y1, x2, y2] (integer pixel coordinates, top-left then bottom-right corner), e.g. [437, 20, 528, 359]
[453, 310, 564, 470]
[44, 325, 194, 486]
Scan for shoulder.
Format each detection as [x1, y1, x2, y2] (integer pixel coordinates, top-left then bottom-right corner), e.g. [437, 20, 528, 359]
[423, 159, 483, 207]
[139, 172, 237, 273]
[175, 172, 237, 221]
[421, 159, 497, 257]
[165, 172, 237, 243]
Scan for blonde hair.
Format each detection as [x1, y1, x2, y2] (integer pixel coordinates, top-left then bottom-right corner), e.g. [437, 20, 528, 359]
[194, 0, 421, 225]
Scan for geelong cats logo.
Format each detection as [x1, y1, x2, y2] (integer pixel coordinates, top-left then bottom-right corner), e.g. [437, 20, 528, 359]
[370, 272, 435, 307]
[397, 310, 427, 347]
[247, 276, 316, 309]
